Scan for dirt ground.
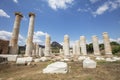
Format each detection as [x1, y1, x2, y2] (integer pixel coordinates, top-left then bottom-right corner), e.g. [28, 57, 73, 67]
[0, 61, 120, 80]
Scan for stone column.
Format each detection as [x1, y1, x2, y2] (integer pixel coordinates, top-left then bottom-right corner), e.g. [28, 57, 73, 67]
[103, 32, 112, 56]
[80, 36, 87, 55]
[9, 12, 23, 54]
[63, 35, 70, 57]
[25, 13, 35, 56]
[59, 49, 63, 55]
[39, 47, 42, 57]
[92, 35, 100, 56]
[36, 43, 39, 57]
[75, 40, 81, 56]
[72, 43, 76, 56]
[44, 34, 51, 56]
[32, 42, 36, 56]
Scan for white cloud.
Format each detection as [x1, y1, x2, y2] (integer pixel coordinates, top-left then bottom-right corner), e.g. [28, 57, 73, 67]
[13, 0, 18, 3]
[34, 8, 43, 13]
[60, 40, 76, 48]
[89, 0, 99, 3]
[110, 38, 117, 42]
[77, 8, 91, 13]
[98, 38, 120, 44]
[33, 31, 47, 44]
[117, 38, 120, 43]
[109, 0, 120, 10]
[0, 9, 10, 18]
[110, 38, 120, 44]
[48, 0, 74, 10]
[0, 30, 11, 40]
[23, 16, 27, 21]
[0, 30, 25, 45]
[93, 0, 120, 16]
[93, 3, 109, 17]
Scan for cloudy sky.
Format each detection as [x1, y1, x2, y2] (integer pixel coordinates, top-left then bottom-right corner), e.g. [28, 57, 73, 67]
[0, 0, 120, 46]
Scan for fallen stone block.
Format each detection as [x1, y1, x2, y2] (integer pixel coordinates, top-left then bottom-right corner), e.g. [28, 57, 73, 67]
[16, 57, 33, 65]
[78, 56, 86, 61]
[40, 57, 48, 62]
[0, 57, 8, 64]
[112, 57, 120, 61]
[34, 59, 40, 62]
[105, 58, 116, 62]
[95, 57, 105, 61]
[0, 55, 18, 61]
[43, 61, 68, 74]
[63, 58, 70, 62]
[83, 58, 97, 68]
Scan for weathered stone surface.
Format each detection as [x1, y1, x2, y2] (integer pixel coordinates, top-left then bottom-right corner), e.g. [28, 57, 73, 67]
[40, 57, 48, 62]
[51, 56, 63, 61]
[78, 56, 86, 61]
[75, 40, 80, 56]
[105, 58, 116, 62]
[0, 57, 8, 64]
[59, 49, 64, 54]
[112, 57, 120, 61]
[34, 58, 40, 62]
[92, 36, 100, 56]
[35, 43, 39, 56]
[83, 58, 96, 68]
[80, 36, 87, 55]
[44, 34, 51, 57]
[63, 35, 70, 57]
[0, 55, 18, 61]
[39, 48, 44, 57]
[25, 13, 35, 56]
[0, 39, 9, 54]
[9, 12, 23, 54]
[43, 62, 68, 74]
[31, 43, 36, 56]
[72, 43, 76, 56]
[103, 32, 112, 56]
[16, 57, 33, 65]
[63, 58, 70, 62]
[95, 57, 105, 61]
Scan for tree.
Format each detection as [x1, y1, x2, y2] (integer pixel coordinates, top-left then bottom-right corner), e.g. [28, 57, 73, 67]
[87, 43, 93, 54]
[110, 42, 120, 54]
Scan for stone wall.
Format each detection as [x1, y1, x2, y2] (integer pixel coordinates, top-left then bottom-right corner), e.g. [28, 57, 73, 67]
[0, 39, 9, 54]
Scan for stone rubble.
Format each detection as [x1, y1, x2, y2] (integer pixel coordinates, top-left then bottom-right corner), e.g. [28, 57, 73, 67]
[83, 57, 97, 68]
[0, 55, 18, 61]
[43, 62, 68, 74]
[16, 57, 33, 65]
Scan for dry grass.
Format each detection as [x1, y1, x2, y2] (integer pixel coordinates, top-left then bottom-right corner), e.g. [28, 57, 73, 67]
[0, 61, 120, 80]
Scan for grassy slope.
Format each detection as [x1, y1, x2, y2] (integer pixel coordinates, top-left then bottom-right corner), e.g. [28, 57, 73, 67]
[0, 61, 120, 80]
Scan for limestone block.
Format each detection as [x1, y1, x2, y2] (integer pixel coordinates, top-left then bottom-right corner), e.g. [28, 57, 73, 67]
[34, 58, 40, 62]
[16, 57, 33, 65]
[63, 58, 70, 62]
[105, 58, 116, 62]
[0, 57, 8, 64]
[95, 57, 105, 61]
[83, 58, 97, 68]
[40, 57, 48, 62]
[112, 57, 120, 61]
[78, 56, 86, 61]
[43, 62, 68, 74]
[0, 55, 18, 61]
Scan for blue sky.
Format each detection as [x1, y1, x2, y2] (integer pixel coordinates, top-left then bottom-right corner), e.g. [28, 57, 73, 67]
[0, 0, 120, 46]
